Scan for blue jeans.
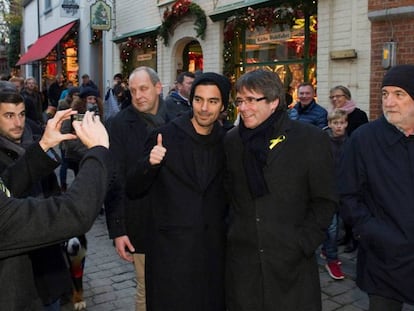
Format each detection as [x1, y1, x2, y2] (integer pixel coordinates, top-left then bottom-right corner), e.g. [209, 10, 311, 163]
[44, 299, 60, 311]
[322, 213, 338, 262]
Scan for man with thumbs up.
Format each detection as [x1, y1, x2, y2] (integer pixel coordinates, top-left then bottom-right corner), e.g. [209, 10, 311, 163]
[127, 72, 231, 311]
[104, 66, 171, 311]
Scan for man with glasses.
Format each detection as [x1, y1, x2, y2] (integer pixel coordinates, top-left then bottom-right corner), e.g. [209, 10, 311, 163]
[289, 82, 328, 128]
[224, 69, 336, 311]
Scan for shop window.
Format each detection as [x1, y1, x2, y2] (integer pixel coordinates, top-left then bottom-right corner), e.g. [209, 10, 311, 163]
[224, 5, 317, 89]
[183, 40, 203, 73]
[238, 14, 317, 95]
[44, 0, 52, 13]
[119, 36, 157, 78]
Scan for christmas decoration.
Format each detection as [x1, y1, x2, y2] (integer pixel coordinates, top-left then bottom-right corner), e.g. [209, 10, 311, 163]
[119, 36, 156, 77]
[158, 0, 207, 46]
[222, 3, 317, 77]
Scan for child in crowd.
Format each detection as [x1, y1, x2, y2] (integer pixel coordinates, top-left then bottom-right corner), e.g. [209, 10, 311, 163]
[321, 109, 348, 280]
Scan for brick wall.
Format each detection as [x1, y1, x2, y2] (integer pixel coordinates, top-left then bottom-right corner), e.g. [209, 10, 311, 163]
[369, 0, 414, 11]
[369, 1, 414, 119]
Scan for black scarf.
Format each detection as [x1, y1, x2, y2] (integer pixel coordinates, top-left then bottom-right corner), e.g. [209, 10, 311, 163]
[239, 110, 283, 198]
[138, 100, 168, 129]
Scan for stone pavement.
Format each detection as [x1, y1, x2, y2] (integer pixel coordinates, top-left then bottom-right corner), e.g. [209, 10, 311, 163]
[60, 214, 414, 311]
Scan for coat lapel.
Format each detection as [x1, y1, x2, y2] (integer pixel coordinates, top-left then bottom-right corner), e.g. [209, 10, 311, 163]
[267, 114, 292, 166]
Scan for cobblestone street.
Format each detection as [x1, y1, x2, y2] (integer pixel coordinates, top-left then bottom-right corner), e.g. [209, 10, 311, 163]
[60, 214, 414, 311]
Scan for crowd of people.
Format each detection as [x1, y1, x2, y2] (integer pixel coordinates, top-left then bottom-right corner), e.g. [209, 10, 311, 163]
[1, 64, 414, 311]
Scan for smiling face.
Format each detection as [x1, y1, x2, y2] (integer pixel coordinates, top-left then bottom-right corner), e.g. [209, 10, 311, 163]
[298, 85, 315, 107]
[329, 89, 348, 108]
[191, 84, 224, 135]
[236, 87, 278, 129]
[382, 86, 414, 134]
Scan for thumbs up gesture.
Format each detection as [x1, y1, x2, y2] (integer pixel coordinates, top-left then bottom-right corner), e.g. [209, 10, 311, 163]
[149, 133, 167, 166]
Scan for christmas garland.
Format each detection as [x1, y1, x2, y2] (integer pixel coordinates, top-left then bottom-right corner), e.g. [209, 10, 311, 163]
[158, 0, 207, 46]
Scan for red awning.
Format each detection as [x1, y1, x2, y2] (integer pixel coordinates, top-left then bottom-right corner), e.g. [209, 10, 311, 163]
[16, 21, 76, 66]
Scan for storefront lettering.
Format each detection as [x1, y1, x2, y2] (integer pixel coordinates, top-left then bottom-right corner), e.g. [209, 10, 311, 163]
[255, 31, 291, 44]
[137, 54, 153, 61]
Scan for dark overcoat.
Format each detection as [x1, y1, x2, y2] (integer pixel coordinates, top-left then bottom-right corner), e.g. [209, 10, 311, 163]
[0, 123, 71, 306]
[224, 112, 336, 311]
[0, 145, 111, 310]
[339, 116, 414, 304]
[139, 114, 227, 311]
[105, 104, 167, 252]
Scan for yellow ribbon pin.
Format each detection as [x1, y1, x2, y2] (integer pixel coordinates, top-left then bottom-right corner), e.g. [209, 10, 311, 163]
[269, 135, 286, 150]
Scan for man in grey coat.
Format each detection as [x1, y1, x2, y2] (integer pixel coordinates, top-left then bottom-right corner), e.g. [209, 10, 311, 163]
[224, 69, 336, 311]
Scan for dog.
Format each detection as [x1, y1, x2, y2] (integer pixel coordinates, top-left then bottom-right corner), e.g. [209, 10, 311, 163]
[65, 235, 87, 311]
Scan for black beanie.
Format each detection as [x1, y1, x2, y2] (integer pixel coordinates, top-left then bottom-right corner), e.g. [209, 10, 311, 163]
[382, 64, 414, 100]
[189, 72, 231, 110]
[80, 86, 99, 99]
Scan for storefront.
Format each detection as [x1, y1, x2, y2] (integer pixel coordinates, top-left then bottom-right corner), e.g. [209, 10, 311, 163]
[114, 27, 159, 79]
[17, 20, 79, 85]
[211, 1, 317, 107]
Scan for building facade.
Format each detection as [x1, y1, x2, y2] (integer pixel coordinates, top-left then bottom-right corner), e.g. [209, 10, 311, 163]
[17, 0, 414, 119]
[113, 0, 372, 117]
[18, 0, 108, 92]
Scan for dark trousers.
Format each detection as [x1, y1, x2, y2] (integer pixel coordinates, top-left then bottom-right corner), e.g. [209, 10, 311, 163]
[369, 294, 403, 311]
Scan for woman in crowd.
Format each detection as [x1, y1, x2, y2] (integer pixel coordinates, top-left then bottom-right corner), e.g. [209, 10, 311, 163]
[329, 85, 368, 136]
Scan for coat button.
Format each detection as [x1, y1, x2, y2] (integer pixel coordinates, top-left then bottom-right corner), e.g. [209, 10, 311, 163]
[256, 217, 260, 222]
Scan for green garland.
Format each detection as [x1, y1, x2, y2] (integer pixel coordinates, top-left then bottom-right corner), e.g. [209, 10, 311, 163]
[158, 0, 207, 46]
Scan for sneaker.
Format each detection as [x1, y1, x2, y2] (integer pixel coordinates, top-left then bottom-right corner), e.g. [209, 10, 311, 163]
[325, 260, 345, 280]
[320, 250, 342, 265]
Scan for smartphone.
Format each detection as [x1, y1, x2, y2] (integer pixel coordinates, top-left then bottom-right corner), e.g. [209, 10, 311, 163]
[70, 113, 85, 132]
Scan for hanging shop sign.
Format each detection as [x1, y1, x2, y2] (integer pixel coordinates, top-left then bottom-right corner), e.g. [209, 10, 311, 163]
[90, 0, 111, 31]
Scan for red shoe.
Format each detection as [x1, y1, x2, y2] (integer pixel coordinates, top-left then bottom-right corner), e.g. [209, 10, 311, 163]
[325, 260, 345, 280]
[320, 250, 342, 265]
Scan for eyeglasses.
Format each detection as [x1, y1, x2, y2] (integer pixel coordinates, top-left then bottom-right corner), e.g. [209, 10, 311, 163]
[329, 94, 346, 100]
[234, 96, 267, 107]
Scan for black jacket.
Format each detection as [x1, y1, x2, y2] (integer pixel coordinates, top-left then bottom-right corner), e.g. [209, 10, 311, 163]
[224, 113, 336, 311]
[339, 116, 414, 303]
[0, 122, 71, 306]
[346, 107, 368, 136]
[0, 145, 111, 310]
[105, 102, 169, 253]
[127, 113, 227, 311]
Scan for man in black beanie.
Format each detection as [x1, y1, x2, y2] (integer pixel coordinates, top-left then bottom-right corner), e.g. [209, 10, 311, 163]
[126, 72, 231, 311]
[339, 64, 414, 310]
